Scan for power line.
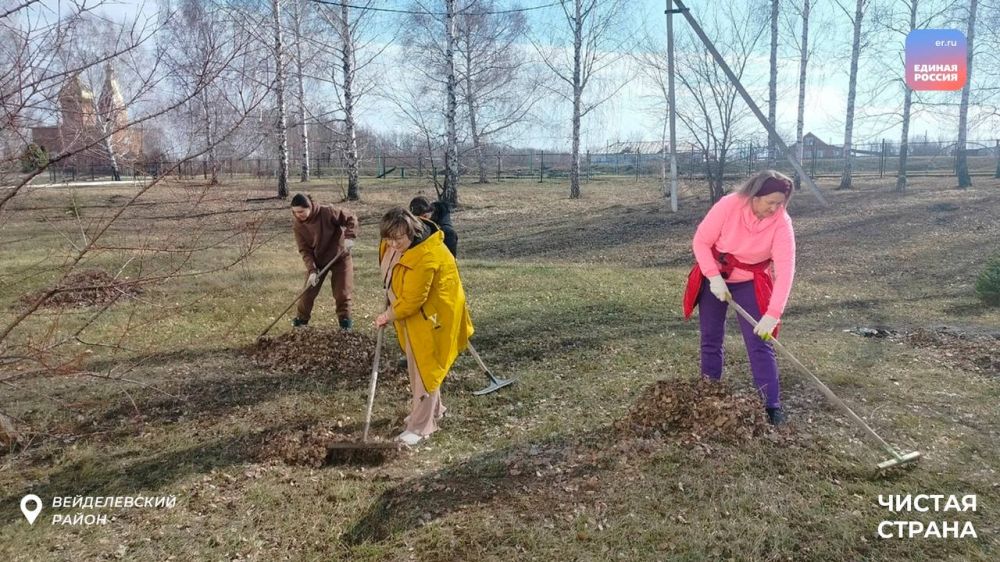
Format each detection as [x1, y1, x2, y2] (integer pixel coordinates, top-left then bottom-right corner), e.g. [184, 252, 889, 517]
[307, 0, 563, 17]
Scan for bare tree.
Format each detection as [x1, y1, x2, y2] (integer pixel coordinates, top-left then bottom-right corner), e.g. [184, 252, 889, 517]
[289, 0, 311, 182]
[1, 2, 161, 200]
[338, 0, 361, 199]
[874, 0, 960, 192]
[956, 0, 978, 188]
[674, 3, 768, 202]
[533, 0, 628, 199]
[836, 0, 872, 190]
[161, 0, 232, 186]
[454, 0, 536, 184]
[384, 75, 445, 181]
[767, 0, 780, 167]
[632, 31, 675, 194]
[0, 1, 271, 436]
[442, 0, 460, 206]
[897, 1, 919, 192]
[987, 0, 1000, 178]
[272, 0, 289, 198]
[301, 1, 385, 200]
[793, 0, 811, 190]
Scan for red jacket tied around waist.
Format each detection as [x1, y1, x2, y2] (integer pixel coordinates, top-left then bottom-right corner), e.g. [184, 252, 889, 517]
[682, 248, 779, 336]
[682, 193, 796, 332]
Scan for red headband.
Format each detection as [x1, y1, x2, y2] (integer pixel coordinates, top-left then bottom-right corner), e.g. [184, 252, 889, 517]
[756, 176, 791, 197]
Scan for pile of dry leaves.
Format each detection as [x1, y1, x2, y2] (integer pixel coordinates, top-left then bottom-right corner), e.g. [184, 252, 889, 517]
[904, 327, 999, 376]
[259, 422, 400, 467]
[22, 269, 142, 308]
[617, 378, 775, 444]
[250, 328, 398, 378]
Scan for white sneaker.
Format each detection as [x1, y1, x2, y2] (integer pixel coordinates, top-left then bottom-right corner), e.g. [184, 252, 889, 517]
[395, 431, 425, 446]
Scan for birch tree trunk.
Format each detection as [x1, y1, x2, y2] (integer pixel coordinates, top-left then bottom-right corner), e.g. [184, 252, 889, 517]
[569, 0, 583, 199]
[767, 0, 779, 167]
[956, 0, 977, 189]
[340, 2, 360, 200]
[838, 0, 865, 190]
[442, 0, 460, 207]
[896, 0, 918, 193]
[272, 0, 289, 198]
[292, 0, 309, 182]
[794, 0, 810, 191]
[201, 90, 218, 185]
[102, 134, 121, 181]
[464, 45, 487, 184]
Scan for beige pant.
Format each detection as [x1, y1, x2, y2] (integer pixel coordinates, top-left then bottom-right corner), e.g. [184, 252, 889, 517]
[402, 327, 446, 436]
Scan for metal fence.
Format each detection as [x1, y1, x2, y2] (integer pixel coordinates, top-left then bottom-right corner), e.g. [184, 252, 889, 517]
[30, 138, 1000, 185]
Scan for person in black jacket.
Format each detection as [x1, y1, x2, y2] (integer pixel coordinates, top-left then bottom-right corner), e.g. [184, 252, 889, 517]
[409, 196, 457, 257]
[430, 201, 457, 257]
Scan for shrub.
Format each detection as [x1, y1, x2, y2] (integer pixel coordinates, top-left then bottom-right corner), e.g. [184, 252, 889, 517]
[975, 254, 1000, 306]
[19, 143, 49, 173]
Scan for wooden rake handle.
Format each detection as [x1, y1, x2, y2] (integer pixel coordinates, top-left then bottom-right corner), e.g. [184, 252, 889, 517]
[727, 299, 901, 456]
[362, 326, 385, 442]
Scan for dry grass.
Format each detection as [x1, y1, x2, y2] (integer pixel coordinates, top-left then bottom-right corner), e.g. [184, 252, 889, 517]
[1, 174, 998, 560]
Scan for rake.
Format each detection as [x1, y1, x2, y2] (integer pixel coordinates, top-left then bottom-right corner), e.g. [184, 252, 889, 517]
[728, 300, 921, 469]
[327, 326, 401, 455]
[257, 249, 347, 340]
[467, 342, 517, 396]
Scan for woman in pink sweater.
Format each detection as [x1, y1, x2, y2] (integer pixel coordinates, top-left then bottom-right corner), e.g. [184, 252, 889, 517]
[682, 170, 796, 425]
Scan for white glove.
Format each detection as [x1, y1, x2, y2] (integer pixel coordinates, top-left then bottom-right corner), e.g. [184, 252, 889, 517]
[345, 239, 355, 250]
[707, 275, 731, 302]
[307, 272, 318, 287]
[754, 315, 779, 340]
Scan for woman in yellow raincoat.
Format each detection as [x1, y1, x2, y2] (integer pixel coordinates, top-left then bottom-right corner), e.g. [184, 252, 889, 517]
[375, 207, 473, 445]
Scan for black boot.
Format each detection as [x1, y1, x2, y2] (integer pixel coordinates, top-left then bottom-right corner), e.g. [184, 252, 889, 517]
[291, 317, 309, 328]
[339, 317, 353, 331]
[766, 407, 786, 426]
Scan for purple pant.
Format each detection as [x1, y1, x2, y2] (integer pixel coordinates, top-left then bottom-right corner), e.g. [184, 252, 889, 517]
[698, 279, 781, 408]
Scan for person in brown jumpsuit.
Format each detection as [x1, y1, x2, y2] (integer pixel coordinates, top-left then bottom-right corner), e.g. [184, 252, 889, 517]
[290, 193, 358, 330]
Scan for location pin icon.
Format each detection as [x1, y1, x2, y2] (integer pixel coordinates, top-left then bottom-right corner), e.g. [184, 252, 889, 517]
[21, 494, 42, 525]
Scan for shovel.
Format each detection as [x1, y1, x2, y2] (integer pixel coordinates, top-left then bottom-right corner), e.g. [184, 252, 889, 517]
[728, 299, 921, 469]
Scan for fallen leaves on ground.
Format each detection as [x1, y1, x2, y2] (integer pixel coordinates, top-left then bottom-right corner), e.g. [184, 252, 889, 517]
[904, 327, 999, 376]
[616, 378, 781, 445]
[258, 421, 401, 467]
[21, 269, 142, 308]
[250, 328, 398, 378]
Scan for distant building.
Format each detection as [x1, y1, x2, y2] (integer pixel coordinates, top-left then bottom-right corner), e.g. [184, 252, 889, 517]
[788, 133, 840, 159]
[31, 65, 143, 170]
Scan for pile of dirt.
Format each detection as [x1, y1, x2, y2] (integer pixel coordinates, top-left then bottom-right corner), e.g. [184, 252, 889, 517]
[616, 378, 775, 444]
[259, 422, 401, 467]
[22, 269, 142, 308]
[905, 327, 999, 376]
[250, 328, 398, 378]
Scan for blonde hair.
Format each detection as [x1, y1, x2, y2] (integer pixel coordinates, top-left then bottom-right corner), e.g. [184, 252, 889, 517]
[736, 170, 794, 203]
[379, 207, 423, 240]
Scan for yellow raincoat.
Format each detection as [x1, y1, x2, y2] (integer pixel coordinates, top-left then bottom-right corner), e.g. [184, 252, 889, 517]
[379, 229, 473, 393]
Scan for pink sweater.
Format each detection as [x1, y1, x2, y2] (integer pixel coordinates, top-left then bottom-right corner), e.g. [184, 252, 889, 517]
[692, 193, 796, 318]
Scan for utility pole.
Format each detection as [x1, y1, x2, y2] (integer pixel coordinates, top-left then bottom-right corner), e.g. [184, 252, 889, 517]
[672, 0, 828, 206]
